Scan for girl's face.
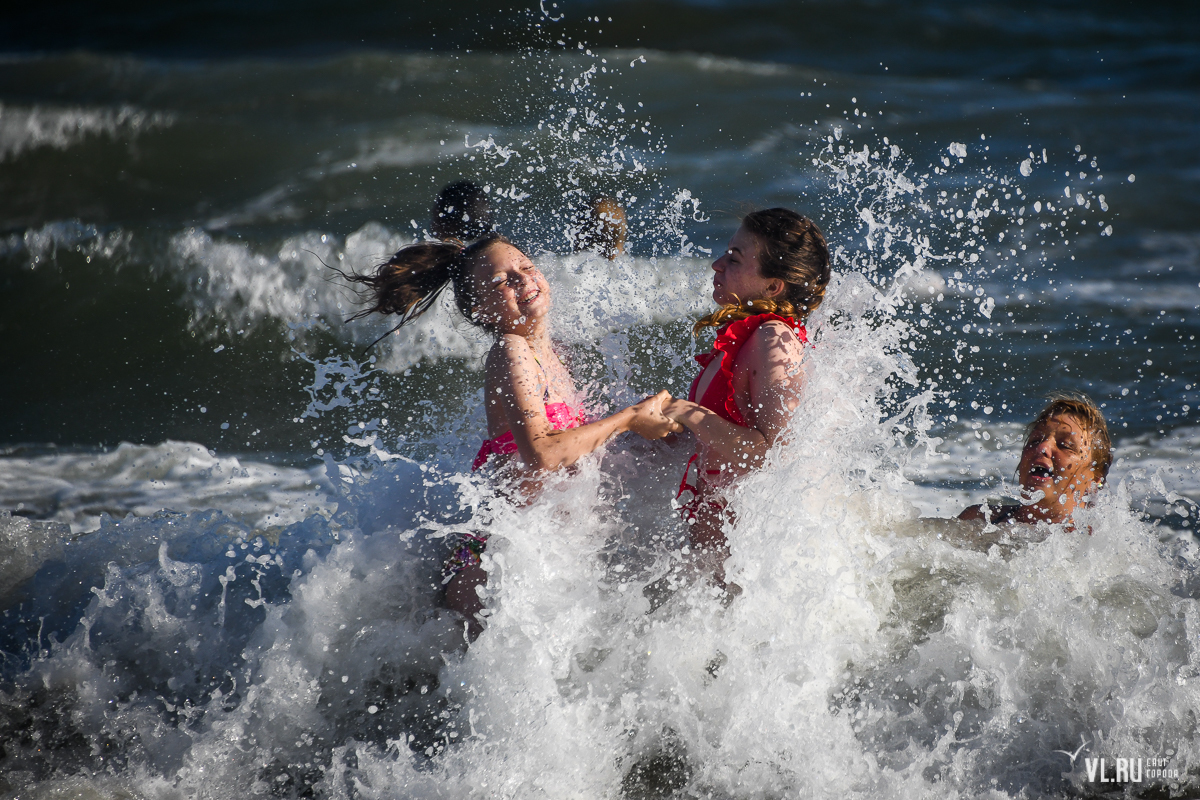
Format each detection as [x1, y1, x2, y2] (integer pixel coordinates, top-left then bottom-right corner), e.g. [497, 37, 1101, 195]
[470, 243, 550, 333]
[1017, 414, 1098, 513]
[710, 224, 783, 306]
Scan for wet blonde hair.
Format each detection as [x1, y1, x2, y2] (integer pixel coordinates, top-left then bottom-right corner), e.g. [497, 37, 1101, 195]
[1026, 392, 1113, 481]
[695, 208, 830, 335]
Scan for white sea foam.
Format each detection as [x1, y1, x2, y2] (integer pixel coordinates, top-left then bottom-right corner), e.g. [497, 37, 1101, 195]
[134, 260, 1191, 800]
[169, 223, 418, 343]
[0, 510, 69, 599]
[333, 271, 1194, 798]
[6, 237, 1191, 799]
[0, 441, 334, 534]
[0, 219, 132, 268]
[0, 102, 172, 162]
[170, 220, 712, 370]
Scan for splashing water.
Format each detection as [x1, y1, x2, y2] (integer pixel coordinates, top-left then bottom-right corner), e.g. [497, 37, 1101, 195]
[3, 45, 1199, 800]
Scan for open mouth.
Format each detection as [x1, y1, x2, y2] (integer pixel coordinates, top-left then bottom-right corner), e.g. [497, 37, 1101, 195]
[518, 289, 541, 305]
[1027, 464, 1054, 481]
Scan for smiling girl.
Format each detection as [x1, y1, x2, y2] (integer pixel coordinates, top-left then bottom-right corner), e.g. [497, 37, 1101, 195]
[661, 208, 831, 580]
[347, 233, 680, 634]
[959, 393, 1112, 526]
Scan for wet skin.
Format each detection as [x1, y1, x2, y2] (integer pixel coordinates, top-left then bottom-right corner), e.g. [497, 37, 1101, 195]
[709, 224, 783, 309]
[961, 413, 1100, 526]
[1015, 414, 1098, 521]
[445, 243, 680, 637]
[469, 242, 552, 337]
[661, 224, 804, 582]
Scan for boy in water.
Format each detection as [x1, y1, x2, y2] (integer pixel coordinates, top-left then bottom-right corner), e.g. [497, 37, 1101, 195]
[960, 392, 1112, 527]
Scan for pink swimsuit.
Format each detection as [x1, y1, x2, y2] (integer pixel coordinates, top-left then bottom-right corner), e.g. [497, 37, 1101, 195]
[678, 312, 808, 517]
[446, 401, 585, 582]
[471, 401, 585, 470]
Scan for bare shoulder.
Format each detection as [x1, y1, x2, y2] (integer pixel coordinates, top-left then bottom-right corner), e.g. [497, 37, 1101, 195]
[743, 319, 805, 364]
[487, 334, 533, 370]
[757, 318, 800, 338]
[754, 319, 803, 347]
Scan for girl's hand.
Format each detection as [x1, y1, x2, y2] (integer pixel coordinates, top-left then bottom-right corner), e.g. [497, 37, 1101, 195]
[627, 390, 685, 440]
[660, 396, 690, 422]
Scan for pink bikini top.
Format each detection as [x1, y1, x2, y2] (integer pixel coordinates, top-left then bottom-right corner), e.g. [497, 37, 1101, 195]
[472, 402, 584, 471]
[687, 312, 808, 427]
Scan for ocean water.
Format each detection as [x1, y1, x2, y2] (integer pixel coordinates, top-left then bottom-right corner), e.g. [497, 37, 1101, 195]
[3, 2, 1200, 797]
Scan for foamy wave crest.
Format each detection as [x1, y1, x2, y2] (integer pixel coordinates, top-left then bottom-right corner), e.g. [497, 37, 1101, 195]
[171, 222, 504, 366]
[0, 102, 173, 162]
[0, 219, 132, 268]
[0, 441, 334, 534]
[1111, 426, 1200, 522]
[0, 511, 70, 598]
[170, 223, 404, 331]
[172, 220, 712, 369]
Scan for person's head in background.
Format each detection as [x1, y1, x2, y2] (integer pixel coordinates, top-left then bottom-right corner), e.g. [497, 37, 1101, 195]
[958, 392, 1111, 528]
[432, 180, 493, 241]
[1015, 392, 1112, 524]
[573, 196, 627, 260]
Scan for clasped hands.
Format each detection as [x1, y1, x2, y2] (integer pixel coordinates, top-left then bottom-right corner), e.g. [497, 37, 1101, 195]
[622, 390, 688, 440]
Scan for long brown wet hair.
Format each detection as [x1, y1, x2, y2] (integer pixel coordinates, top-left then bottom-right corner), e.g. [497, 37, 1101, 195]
[343, 233, 511, 338]
[694, 208, 830, 335]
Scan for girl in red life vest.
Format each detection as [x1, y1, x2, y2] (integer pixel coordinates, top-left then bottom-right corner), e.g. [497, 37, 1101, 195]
[662, 209, 831, 585]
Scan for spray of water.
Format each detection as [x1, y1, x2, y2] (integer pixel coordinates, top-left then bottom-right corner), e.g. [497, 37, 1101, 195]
[3, 31, 1198, 800]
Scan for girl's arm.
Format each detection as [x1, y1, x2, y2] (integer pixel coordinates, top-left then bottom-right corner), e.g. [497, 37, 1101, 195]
[488, 335, 679, 472]
[662, 321, 805, 471]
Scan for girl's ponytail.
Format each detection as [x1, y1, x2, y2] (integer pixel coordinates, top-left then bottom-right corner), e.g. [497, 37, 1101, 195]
[345, 232, 510, 330]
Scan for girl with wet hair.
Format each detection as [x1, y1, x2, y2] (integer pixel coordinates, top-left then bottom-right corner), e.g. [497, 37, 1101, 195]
[960, 392, 1111, 527]
[347, 233, 680, 634]
[661, 208, 831, 583]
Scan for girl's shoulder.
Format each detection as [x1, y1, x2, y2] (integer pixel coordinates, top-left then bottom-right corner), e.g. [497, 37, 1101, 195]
[717, 313, 806, 351]
[753, 317, 805, 342]
[738, 317, 806, 364]
[487, 333, 533, 362]
[486, 335, 545, 384]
